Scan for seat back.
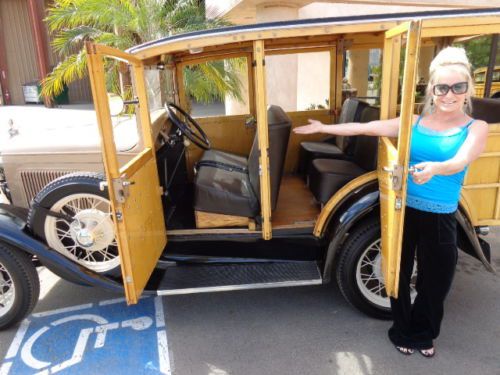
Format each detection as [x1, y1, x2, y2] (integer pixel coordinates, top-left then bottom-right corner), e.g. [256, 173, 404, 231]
[335, 98, 370, 153]
[351, 105, 380, 171]
[471, 97, 500, 123]
[248, 105, 292, 210]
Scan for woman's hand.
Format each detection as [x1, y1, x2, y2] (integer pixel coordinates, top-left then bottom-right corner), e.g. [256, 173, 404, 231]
[293, 119, 325, 135]
[411, 162, 439, 184]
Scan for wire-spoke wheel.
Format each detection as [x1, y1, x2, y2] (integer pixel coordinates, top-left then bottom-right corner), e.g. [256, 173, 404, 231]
[0, 243, 39, 329]
[336, 218, 417, 319]
[0, 261, 15, 317]
[28, 173, 121, 276]
[356, 238, 417, 309]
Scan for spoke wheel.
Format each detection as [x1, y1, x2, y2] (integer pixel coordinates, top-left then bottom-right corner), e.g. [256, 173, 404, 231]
[0, 262, 15, 317]
[44, 194, 119, 273]
[356, 238, 417, 309]
[28, 173, 121, 276]
[336, 218, 417, 320]
[0, 243, 39, 329]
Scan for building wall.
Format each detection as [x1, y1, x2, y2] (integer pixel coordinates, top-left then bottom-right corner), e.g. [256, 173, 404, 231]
[0, 0, 91, 105]
[0, 0, 39, 104]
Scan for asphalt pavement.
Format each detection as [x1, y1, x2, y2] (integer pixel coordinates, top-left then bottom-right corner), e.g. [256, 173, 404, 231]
[1, 229, 499, 375]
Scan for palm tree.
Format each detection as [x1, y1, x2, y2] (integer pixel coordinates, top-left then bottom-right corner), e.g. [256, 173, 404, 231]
[42, 0, 243, 105]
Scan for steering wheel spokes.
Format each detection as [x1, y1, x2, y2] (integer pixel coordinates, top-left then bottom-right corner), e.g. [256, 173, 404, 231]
[165, 102, 211, 150]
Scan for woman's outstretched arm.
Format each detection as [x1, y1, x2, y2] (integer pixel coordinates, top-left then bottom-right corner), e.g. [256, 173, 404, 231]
[293, 116, 410, 137]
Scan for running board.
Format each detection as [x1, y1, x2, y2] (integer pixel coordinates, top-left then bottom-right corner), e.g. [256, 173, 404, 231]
[154, 261, 322, 296]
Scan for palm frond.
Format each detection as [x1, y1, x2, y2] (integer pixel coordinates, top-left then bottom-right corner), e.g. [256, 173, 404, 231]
[51, 26, 109, 55]
[44, 0, 240, 106]
[41, 50, 88, 98]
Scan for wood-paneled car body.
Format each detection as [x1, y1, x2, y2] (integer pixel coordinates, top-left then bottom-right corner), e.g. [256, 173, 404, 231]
[1, 8, 500, 329]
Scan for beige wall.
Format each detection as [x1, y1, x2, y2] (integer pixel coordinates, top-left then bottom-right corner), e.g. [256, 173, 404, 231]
[257, 4, 299, 112]
[296, 51, 330, 110]
[1, 0, 38, 105]
[0, 0, 91, 105]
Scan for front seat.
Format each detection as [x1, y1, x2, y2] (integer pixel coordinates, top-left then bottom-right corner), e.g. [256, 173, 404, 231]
[193, 105, 292, 219]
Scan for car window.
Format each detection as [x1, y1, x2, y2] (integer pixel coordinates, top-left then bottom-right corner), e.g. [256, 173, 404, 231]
[493, 69, 500, 82]
[475, 71, 485, 83]
[266, 51, 330, 112]
[183, 57, 250, 118]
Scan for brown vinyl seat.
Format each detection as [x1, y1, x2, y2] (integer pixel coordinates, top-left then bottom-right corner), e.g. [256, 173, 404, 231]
[298, 98, 370, 178]
[471, 97, 500, 123]
[194, 105, 291, 218]
[308, 106, 380, 204]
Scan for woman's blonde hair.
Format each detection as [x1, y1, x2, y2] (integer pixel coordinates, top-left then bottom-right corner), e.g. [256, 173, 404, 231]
[421, 46, 474, 115]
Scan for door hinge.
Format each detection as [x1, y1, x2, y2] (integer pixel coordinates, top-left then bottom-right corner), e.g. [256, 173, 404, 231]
[115, 210, 123, 221]
[395, 197, 403, 210]
[383, 164, 404, 191]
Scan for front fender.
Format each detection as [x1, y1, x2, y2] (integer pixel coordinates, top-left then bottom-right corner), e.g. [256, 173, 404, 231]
[0, 204, 123, 291]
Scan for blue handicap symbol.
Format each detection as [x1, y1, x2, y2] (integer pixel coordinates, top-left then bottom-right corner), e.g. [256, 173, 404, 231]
[1, 296, 170, 375]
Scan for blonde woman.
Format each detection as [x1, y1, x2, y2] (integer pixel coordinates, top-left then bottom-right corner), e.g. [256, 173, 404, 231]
[294, 47, 488, 357]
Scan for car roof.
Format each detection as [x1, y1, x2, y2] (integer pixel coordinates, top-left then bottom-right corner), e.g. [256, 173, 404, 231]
[127, 7, 500, 58]
[474, 66, 500, 73]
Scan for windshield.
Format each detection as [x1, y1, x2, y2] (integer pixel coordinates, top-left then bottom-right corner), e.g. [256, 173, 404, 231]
[144, 66, 175, 113]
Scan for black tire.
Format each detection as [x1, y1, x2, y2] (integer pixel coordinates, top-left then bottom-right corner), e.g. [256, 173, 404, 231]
[0, 243, 40, 330]
[28, 172, 121, 277]
[336, 218, 392, 320]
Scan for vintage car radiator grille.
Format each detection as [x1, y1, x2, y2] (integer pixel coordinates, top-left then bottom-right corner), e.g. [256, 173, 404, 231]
[20, 170, 75, 206]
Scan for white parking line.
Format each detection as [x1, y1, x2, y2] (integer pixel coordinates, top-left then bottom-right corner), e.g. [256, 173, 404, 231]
[31, 303, 93, 318]
[4, 319, 31, 359]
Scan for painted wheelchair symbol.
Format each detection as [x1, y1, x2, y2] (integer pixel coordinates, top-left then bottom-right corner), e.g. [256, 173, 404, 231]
[20, 313, 153, 373]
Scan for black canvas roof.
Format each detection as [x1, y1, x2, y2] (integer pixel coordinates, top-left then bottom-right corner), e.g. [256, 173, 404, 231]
[128, 7, 500, 55]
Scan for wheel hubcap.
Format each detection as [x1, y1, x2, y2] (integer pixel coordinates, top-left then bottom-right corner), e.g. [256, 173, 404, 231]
[0, 262, 15, 317]
[356, 239, 417, 309]
[70, 209, 115, 250]
[44, 194, 120, 273]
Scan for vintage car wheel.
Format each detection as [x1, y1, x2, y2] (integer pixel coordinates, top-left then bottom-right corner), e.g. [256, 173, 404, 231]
[336, 218, 417, 320]
[28, 173, 121, 276]
[0, 242, 40, 329]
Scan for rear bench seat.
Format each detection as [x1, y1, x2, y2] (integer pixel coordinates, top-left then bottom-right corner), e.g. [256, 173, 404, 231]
[308, 105, 380, 204]
[307, 97, 500, 205]
[298, 98, 369, 178]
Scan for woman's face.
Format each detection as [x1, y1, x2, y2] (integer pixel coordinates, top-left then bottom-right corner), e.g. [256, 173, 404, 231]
[432, 68, 468, 114]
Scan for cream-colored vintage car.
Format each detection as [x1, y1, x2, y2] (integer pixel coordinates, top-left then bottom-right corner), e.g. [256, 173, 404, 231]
[1, 7, 499, 330]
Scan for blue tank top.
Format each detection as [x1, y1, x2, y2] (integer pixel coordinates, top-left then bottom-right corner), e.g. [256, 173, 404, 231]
[406, 116, 474, 213]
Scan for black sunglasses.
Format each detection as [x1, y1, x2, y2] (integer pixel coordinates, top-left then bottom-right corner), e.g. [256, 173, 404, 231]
[433, 81, 468, 96]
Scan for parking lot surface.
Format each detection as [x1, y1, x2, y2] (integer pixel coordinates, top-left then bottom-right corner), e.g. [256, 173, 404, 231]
[1, 230, 499, 375]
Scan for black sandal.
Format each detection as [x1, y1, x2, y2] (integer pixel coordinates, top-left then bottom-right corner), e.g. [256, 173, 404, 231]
[395, 346, 414, 355]
[419, 348, 435, 358]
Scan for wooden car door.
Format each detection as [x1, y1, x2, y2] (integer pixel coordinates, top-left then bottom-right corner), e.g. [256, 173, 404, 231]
[378, 20, 422, 298]
[86, 43, 167, 304]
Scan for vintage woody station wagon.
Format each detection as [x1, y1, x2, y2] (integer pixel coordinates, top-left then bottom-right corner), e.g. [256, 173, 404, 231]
[1, 8, 500, 329]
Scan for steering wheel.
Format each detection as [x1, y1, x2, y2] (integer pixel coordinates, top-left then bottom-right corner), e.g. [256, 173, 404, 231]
[165, 102, 211, 150]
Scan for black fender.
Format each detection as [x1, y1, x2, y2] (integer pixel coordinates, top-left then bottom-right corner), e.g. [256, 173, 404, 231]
[0, 204, 123, 292]
[320, 181, 495, 283]
[455, 208, 495, 273]
[321, 180, 380, 283]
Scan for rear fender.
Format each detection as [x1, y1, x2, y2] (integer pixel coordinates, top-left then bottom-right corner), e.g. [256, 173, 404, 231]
[318, 176, 496, 283]
[456, 208, 495, 273]
[0, 204, 124, 291]
[317, 178, 380, 283]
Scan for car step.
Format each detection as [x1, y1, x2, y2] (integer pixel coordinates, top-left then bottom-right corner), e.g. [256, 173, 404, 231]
[154, 261, 322, 296]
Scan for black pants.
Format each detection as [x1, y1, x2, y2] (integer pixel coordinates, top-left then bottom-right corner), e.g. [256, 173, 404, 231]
[388, 206, 458, 350]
